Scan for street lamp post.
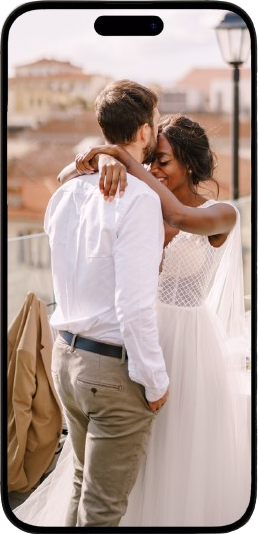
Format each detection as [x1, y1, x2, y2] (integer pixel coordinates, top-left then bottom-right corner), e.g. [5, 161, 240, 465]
[232, 62, 240, 200]
[215, 12, 250, 200]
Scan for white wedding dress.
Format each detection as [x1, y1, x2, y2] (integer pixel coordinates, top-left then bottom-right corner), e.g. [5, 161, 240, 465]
[13, 200, 251, 528]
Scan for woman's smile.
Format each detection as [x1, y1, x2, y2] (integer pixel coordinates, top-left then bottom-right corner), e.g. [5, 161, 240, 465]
[153, 174, 168, 184]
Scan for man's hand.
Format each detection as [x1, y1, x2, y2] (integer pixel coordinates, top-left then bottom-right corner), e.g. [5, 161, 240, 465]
[148, 388, 169, 413]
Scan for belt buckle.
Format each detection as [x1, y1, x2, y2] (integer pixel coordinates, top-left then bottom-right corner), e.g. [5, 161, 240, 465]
[121, 344, 126, 364]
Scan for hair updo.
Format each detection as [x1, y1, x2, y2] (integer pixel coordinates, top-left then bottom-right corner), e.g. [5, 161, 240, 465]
[158, 115, 219, 196]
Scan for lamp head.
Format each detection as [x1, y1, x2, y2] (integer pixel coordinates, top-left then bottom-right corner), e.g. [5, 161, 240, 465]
[215, 12, 250, 66]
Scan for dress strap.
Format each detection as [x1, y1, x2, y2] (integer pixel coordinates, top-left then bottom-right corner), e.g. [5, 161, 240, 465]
[198, 199, 217, 209]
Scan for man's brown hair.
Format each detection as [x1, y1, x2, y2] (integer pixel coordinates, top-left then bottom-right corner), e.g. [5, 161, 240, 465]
[94, 79, 158, 144]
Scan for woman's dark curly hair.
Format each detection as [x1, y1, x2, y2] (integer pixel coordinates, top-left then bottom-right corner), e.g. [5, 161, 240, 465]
[158, 115, 219, 197]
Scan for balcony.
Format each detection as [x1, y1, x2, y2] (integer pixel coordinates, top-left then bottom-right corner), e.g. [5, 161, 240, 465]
[8, 196, 252, 328]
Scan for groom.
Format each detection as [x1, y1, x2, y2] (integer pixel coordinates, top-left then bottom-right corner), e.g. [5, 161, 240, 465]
[44, 80, 169, 527]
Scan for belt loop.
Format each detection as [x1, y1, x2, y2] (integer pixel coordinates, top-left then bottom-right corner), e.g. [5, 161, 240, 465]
[70, 334, 77, 352]
[120, 345, 126, 365]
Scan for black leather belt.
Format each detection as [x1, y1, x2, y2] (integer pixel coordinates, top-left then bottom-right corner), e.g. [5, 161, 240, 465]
[59, 331, 128, 360]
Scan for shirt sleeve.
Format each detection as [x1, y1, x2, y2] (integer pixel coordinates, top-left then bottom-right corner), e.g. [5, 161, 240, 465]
[113, 193, 169, 402]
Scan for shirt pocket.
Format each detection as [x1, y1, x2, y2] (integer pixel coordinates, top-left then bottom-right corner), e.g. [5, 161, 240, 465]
[83, 197, 117, 257]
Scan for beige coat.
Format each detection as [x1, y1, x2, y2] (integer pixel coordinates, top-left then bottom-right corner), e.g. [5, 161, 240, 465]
[8, 292, 63, 492]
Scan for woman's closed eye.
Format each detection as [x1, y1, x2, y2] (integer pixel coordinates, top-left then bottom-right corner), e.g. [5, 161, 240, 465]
[158, 159, 171, 167]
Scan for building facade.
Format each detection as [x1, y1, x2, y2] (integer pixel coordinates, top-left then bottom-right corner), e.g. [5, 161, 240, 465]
[8, 58, 113, 122]
[159, 67, 251, 116]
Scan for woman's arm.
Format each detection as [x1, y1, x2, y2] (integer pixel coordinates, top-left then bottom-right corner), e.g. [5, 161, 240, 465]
[57, 151, 128, 198]
[76, 145, 236, 237]
[57, 151, 98, 184]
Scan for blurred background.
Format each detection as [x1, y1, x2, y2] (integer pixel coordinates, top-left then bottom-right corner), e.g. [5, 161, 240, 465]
[6, 7, 252, 325]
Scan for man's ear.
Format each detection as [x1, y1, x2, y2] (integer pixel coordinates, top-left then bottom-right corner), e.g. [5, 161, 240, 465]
[136, 123, 150, 145]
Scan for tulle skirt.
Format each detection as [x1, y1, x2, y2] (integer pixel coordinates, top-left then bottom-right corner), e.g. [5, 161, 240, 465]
[14, 302, 251, 528]
[121, 302, 251, 527]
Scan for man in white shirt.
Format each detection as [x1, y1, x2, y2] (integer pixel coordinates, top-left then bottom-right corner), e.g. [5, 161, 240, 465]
[44, 80, 169, 527]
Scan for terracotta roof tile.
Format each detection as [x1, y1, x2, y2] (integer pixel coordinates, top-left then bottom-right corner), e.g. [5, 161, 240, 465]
[9, 73, 94, 82]
[174, 67, 251, 93]
[8, 178, 59, 221]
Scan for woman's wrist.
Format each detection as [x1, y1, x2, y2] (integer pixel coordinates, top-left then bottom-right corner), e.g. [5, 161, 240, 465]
[90, 154, 99, 171]
[115, 145, 132, 170]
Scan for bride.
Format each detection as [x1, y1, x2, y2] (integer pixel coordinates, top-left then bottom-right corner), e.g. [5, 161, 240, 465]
[13, 115, 251, 527]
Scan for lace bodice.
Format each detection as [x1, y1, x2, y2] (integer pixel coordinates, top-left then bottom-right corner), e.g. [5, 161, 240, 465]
[158, 200, 226, 307]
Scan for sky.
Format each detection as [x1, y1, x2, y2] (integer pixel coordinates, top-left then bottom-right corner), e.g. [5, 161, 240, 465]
[3, 4, 253, 87]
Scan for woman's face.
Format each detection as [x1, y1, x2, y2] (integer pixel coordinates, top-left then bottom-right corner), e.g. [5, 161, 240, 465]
[150, 132, 187, 192]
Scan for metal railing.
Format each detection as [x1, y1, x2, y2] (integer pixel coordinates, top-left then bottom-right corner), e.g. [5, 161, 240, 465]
[8, 232, 54, 326]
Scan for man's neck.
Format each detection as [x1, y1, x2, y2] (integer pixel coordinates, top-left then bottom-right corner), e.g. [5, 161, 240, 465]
[122, 143, 143, 164]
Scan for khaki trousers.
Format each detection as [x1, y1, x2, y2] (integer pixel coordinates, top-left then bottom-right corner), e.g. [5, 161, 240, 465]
[51, 335, 156, 527]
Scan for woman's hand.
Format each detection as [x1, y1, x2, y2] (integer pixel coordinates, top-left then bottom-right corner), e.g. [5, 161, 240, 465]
[57, 146, 96, 184]
[75, 151, 97, 175]
[99, 155, 128, 200]
[76, 145, 128, 200]
[75, 145, 118, 174]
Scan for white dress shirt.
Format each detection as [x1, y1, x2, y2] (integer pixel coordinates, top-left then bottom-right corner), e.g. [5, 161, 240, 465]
[44, 173, 169, 401]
